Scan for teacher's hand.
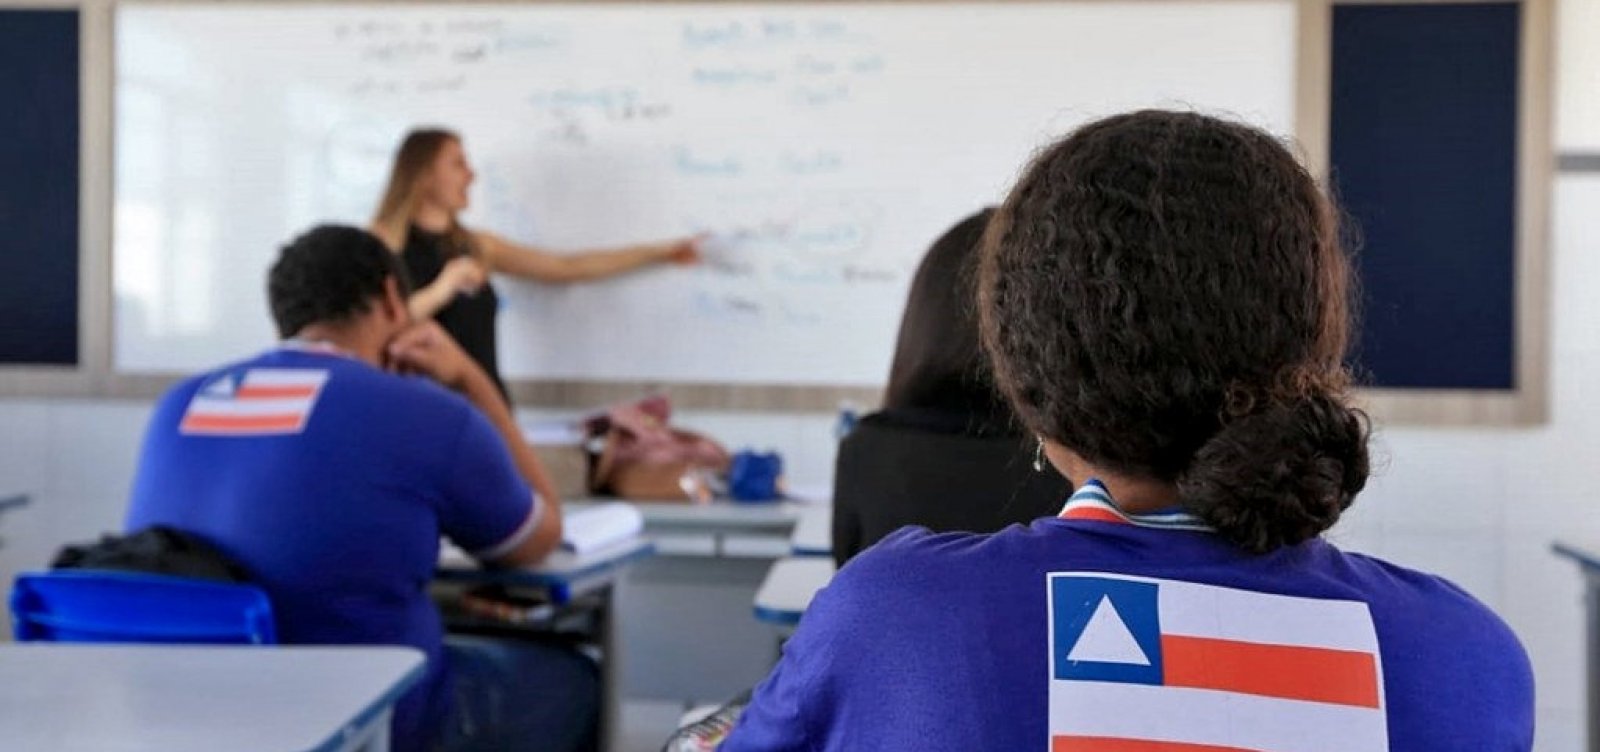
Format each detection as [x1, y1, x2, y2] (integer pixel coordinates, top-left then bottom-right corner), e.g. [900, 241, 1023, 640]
[441, 256, 488, 294]
[660, 235, 704, 265]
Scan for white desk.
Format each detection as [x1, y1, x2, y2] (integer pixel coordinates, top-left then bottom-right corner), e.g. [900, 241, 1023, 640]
[568, 499, 803, 558]
[753, 557, 837, 633]
[436, 536, 655, 604]
[789, 505, 832, 557]
[0, 644, 423, 752]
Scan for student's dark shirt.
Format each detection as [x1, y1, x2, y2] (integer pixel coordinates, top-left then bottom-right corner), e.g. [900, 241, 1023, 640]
[830, 408, 1069, 566]
[400, 226, 507, 401]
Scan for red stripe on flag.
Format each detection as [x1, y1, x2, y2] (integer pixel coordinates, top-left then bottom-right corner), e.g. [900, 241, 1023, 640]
[181, 414, 305, 432]
[234, 385, 318, 399]
[1160, 634, 1380, 708]
[1061, 507, 1127, 524]
[1053, 736, 1261, 752]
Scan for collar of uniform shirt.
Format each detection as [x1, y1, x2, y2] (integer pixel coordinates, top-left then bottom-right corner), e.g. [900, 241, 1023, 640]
[1057, 478, 1214, 532]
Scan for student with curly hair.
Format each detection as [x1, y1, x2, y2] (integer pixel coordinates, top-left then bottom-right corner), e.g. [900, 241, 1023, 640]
[721, 111, 1533, 751]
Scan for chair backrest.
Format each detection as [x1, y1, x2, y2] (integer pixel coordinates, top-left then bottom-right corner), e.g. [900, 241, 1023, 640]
[9, 570, 277, 645]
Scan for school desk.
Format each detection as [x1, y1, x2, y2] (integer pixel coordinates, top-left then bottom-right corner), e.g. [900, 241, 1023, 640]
[0, 643, 423, 752]
[753, 556, 837, 635]
[1552, 541, 1600, 752]
[789, 504, 832, 557]
[437, 534, 655, 752]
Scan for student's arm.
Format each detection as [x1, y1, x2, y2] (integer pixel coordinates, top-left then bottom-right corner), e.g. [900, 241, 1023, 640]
[475, 230, 698, 284]
[387, 321, 562, 565]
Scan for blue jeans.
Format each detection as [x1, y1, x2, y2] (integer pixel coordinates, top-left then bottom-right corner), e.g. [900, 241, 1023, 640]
[435, 635, 600, 752]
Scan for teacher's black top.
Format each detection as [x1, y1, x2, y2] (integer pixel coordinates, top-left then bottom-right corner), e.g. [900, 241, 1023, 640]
[399, 226, 508, 402]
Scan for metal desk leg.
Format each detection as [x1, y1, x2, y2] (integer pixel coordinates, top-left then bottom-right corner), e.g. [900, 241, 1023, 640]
[601, 582, 621, 752]
[1587, 573, 1600, 752]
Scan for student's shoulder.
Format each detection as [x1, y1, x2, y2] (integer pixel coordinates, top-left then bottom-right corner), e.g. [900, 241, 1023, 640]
[1338, 548, 1529, 658]
[829, 525, 1027, 598]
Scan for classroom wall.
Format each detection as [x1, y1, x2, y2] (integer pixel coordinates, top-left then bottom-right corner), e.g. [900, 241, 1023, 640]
[0, 0, 1595, 748]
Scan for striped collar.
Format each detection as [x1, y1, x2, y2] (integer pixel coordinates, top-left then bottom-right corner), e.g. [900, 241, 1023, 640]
[1057, 479, 1214, 532]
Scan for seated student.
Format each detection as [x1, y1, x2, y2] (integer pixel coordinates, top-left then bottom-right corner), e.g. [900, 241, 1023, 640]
[722, 111, 1533, 751]
[831, 208, 1068, 566]
[124, 226, 595, 752]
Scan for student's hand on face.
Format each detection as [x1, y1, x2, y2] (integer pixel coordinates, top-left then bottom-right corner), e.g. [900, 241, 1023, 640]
[385, 321, 476, 389]
[442, 256, 488, 293]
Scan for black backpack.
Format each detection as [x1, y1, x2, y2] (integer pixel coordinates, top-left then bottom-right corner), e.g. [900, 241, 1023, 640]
[51, 526, 252, 583]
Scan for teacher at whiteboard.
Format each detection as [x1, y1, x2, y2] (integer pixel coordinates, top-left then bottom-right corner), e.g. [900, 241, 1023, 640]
[370, 128, 700, 402]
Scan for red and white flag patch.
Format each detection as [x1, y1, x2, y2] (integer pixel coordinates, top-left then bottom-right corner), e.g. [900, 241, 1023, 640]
[1047, 573, 1386, 752]
[179, 368, 328, 436]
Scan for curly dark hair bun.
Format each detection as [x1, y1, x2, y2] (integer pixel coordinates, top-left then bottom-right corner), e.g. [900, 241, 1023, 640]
[979, 109, 1369, 553]
[1177, 395, 1369, 553]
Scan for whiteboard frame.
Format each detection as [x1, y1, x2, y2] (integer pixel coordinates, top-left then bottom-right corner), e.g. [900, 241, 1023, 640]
[0, 0, 1555, 425]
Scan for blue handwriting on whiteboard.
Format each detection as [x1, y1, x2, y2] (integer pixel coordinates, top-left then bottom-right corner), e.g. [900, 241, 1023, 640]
[692, 66, 780, 86]
[682, 20, 746, 49]
[781, 150, 845, 175]
[675, 148, 744, 177]
[496, 31, 566, 53]
[528, 86, 641, 111]
[850, 55, 886, 74]
[791, 83, 851, 107]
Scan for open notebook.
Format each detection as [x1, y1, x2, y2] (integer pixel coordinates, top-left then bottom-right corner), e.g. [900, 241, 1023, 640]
[560, 502, 645, 555]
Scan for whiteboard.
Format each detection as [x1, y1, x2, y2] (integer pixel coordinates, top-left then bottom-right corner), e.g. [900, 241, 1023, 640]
[113, 1, 1297, 386]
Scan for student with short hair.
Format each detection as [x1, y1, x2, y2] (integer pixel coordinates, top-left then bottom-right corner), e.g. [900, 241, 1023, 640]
[831, 208, 1068, 567]
[721, 111, 1533, 751]
[125, 225, 596, 752]
[370, 128, 699, 402]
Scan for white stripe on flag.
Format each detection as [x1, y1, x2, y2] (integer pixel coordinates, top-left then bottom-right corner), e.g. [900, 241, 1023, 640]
[1048, 680, 1388, 752]
[184, 397, 317, 417]
[242, 369, 328, 387]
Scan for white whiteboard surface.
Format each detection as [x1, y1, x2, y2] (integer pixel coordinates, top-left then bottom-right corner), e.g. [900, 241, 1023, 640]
[114, 1, 1296, 386]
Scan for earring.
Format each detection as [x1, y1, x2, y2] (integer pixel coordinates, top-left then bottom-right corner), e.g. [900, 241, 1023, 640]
[1033, 438, 1045, 472]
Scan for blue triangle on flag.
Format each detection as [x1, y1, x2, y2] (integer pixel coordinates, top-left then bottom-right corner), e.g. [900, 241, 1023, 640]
[201, 373, 237, 397]
[1051, 575, 1163, 684]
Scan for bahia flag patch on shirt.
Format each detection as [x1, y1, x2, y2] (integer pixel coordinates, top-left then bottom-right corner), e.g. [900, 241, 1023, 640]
[179, 368, 329, 436]
[1047, 573, 1386, 752]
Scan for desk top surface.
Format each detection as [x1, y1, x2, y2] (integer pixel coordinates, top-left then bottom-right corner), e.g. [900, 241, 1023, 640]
[0, 644, 423, 752]
[569, 499, 804, 530]
[1552, 540, 1600, 571]
[0, 492, 30, 514]
[438, 535, 655, 583]
[754, 557, 837, 626]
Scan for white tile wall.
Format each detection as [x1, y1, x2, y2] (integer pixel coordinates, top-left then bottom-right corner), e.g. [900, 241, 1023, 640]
[1558, 0, 1600, 152]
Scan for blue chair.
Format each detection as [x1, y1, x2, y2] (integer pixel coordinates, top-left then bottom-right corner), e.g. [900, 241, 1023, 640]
[9, 570, 277, 644]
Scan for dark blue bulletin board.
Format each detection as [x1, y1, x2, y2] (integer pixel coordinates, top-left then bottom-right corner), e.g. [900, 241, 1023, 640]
[0, 10, 79, 365]
[1330, 3, 1520, 390]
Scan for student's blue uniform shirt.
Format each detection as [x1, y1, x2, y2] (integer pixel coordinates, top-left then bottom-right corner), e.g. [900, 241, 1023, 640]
[125, 346, 537, 751]
[723, 483, 1534, 751]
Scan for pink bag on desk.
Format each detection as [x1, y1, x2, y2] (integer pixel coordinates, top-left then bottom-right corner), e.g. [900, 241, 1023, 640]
[588, 396, 730, 501]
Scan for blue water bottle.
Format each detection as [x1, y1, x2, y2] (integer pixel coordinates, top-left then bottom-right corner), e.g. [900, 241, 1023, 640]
[834, 401, 858, 442]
